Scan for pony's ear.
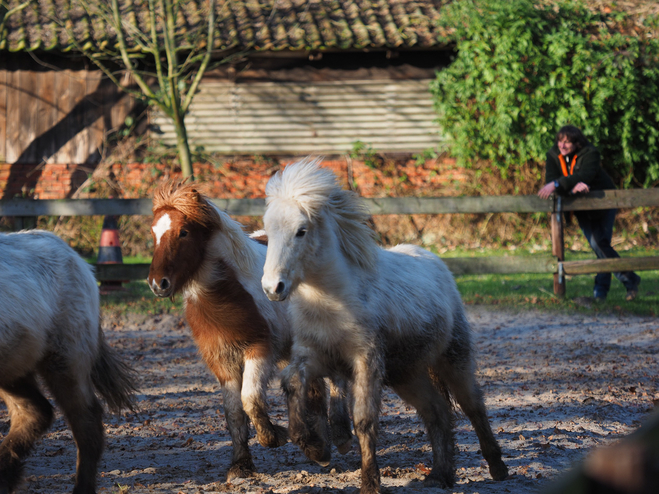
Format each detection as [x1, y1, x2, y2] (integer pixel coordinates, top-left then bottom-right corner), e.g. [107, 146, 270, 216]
[190, 189, 201, 202]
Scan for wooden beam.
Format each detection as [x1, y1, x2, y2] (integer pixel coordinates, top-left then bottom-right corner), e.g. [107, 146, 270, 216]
[94, 263, 150, 281]
[364, 195, 552, 215]
[443, 256, 557, 275]
[561, 257, 659, 275]
[210, 198, 266, 216]
[0, 198, 154, 216]
[1, 189, 658, 217]
[563, 188, 659, 212]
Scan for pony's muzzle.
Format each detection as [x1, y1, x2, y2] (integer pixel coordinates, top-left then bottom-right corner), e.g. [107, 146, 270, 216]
[262, 278, 288, 301]
[148, 276, 173, 298]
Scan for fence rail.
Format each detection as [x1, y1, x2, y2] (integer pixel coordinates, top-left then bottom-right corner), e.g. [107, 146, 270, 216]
[1, 188, 655, 216]
[2, 188, 658, 295]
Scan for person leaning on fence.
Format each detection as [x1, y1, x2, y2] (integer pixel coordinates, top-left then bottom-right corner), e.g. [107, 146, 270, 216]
[537, 125, 641, 302]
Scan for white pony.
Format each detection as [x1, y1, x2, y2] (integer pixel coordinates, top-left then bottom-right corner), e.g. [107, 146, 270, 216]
[261, 159, 509, 493]
[0, 230, 135, 494]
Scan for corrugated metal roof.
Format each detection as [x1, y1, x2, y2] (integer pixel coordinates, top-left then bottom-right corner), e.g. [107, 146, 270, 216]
[151, 78, 442, 153]
[0, 0, 448, 53]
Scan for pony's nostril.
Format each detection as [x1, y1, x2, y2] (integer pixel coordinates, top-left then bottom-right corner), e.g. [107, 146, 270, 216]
[275, 281, 285, 294]
[160, 278, 171, 291]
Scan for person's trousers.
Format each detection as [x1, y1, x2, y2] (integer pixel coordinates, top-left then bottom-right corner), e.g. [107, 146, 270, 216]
[575, 208, 640, 297]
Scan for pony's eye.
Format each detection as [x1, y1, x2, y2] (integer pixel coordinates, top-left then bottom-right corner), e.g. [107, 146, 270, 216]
[179, 230, 188, 238]
[295, 227, 307, 238]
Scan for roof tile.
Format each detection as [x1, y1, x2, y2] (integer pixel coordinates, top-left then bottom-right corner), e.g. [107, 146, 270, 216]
[0, 0, 448, 53]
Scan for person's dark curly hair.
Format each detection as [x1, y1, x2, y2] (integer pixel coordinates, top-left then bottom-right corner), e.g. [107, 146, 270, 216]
[556, 125, 590, 150]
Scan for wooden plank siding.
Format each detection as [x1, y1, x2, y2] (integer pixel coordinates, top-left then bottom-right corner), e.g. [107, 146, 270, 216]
[151, 79, 443, 154]
[0, 57, 135, 165]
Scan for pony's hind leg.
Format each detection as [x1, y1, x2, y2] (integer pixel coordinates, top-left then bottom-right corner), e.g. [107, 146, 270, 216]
[392, 373, 456, 488]
[305, 378, 332, 466]
[241, 357, 288, 448]
[441, 370, 508, 480]
[329, 378, 353, 454]
[41, 368, 104, 494]
[280, 364, 331, 466]
[222, 379, 256, 480]
[0, 374, 54, 493]
[436, 330, 508, 481]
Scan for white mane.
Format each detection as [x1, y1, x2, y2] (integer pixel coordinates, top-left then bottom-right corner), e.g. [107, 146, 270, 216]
[267, 158, 378, 270]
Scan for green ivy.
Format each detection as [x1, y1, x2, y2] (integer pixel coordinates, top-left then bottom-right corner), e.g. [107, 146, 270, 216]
[430, 0, 659, 187]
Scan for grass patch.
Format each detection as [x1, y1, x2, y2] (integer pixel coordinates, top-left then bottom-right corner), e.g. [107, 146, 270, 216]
[455, 247, 659, 317]
[98, 251, 659, 318]
[97, 257, 183, 318]
[100, 280, 183, 318]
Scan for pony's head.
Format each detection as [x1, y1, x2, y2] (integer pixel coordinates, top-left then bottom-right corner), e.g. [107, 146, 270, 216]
[148, 181, 220, 297]
[261, 158, 376, 301]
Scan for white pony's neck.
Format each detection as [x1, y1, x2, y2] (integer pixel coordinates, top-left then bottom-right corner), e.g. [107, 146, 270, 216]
[301, 212, 360, 297]
[207, 204, 260, 275]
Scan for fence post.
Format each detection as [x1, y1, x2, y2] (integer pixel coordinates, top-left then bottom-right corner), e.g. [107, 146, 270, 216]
[551, 195, 565, 297]
[14, 216, 36, 231]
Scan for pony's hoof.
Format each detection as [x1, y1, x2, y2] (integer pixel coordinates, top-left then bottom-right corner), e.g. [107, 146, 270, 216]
[489, 461, 509, 481]
[258, 424, 288, 448]
[335, 437, 354, 455]
[359, 475, 381, 494]
[302, 441, 331, 466]
[227, 458, 255, 481]
[424, 471, 454, 489]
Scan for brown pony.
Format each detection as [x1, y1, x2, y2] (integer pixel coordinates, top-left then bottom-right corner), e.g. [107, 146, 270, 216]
[147, 181, 352, 480]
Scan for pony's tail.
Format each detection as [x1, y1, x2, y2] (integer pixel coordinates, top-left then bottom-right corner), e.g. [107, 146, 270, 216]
[91, 331, 138, 414]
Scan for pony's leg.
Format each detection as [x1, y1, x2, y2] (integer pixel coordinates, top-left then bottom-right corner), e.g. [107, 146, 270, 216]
[329, 378, 353, 454]
[222, 379, 255, 480]
[0, 374, 54, 493]
[351, 355, 383, 494]
[41, 369, 104, 494]
[440, 370, 508, 480]
[392, 373, 456, 488]
[305, 377, 331, 466]
[280, 361, 331, 465]
[436, 329, 508, 481]
[241, 357, 287, 448]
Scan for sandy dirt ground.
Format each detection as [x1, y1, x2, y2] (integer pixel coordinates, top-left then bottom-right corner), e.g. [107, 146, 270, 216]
[4, 306, 659, 494]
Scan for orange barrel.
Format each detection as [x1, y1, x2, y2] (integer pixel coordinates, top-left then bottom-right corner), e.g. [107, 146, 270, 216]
[98, 216, 123, 264]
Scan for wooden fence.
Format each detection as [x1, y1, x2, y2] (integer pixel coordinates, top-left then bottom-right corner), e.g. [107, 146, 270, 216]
[1, 188, 658, 295]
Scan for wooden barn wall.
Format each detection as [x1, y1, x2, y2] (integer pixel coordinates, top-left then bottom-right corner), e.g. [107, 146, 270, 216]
[150, 79, 443, 154]
[0, 54, 134, 165]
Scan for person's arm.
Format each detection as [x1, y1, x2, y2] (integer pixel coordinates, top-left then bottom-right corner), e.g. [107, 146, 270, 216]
[539, 151, 563, 199]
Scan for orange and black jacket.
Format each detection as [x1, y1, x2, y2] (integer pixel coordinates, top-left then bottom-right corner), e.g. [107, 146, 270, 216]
[545, 144, 615, 196]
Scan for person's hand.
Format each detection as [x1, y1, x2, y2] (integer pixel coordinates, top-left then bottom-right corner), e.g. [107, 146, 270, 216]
[538, 182, 556, 200]
[571, 182, 590, 194]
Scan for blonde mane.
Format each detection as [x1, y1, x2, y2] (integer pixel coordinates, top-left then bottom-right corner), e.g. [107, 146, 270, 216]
[266, 158, 378, 270]
[153, 180, 259, 274]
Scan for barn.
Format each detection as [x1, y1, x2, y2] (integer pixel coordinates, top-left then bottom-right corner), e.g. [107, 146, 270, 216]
[0, 0, 450, 198]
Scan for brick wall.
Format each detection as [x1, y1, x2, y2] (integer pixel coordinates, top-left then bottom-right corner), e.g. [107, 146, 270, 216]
[0, 156, 467, 200]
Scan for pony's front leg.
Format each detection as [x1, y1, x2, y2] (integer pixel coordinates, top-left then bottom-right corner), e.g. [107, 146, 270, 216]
[222, 380, 255, 480]
[242, 357, 287, 448]
[281, 359, 331, 465]
[352, 354, 384, 494]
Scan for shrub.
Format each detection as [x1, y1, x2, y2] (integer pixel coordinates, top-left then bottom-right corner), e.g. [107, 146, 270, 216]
[430, 0, 659, 187]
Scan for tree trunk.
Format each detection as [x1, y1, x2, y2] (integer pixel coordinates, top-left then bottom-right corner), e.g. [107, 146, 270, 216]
[173, 116, 194, 180]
